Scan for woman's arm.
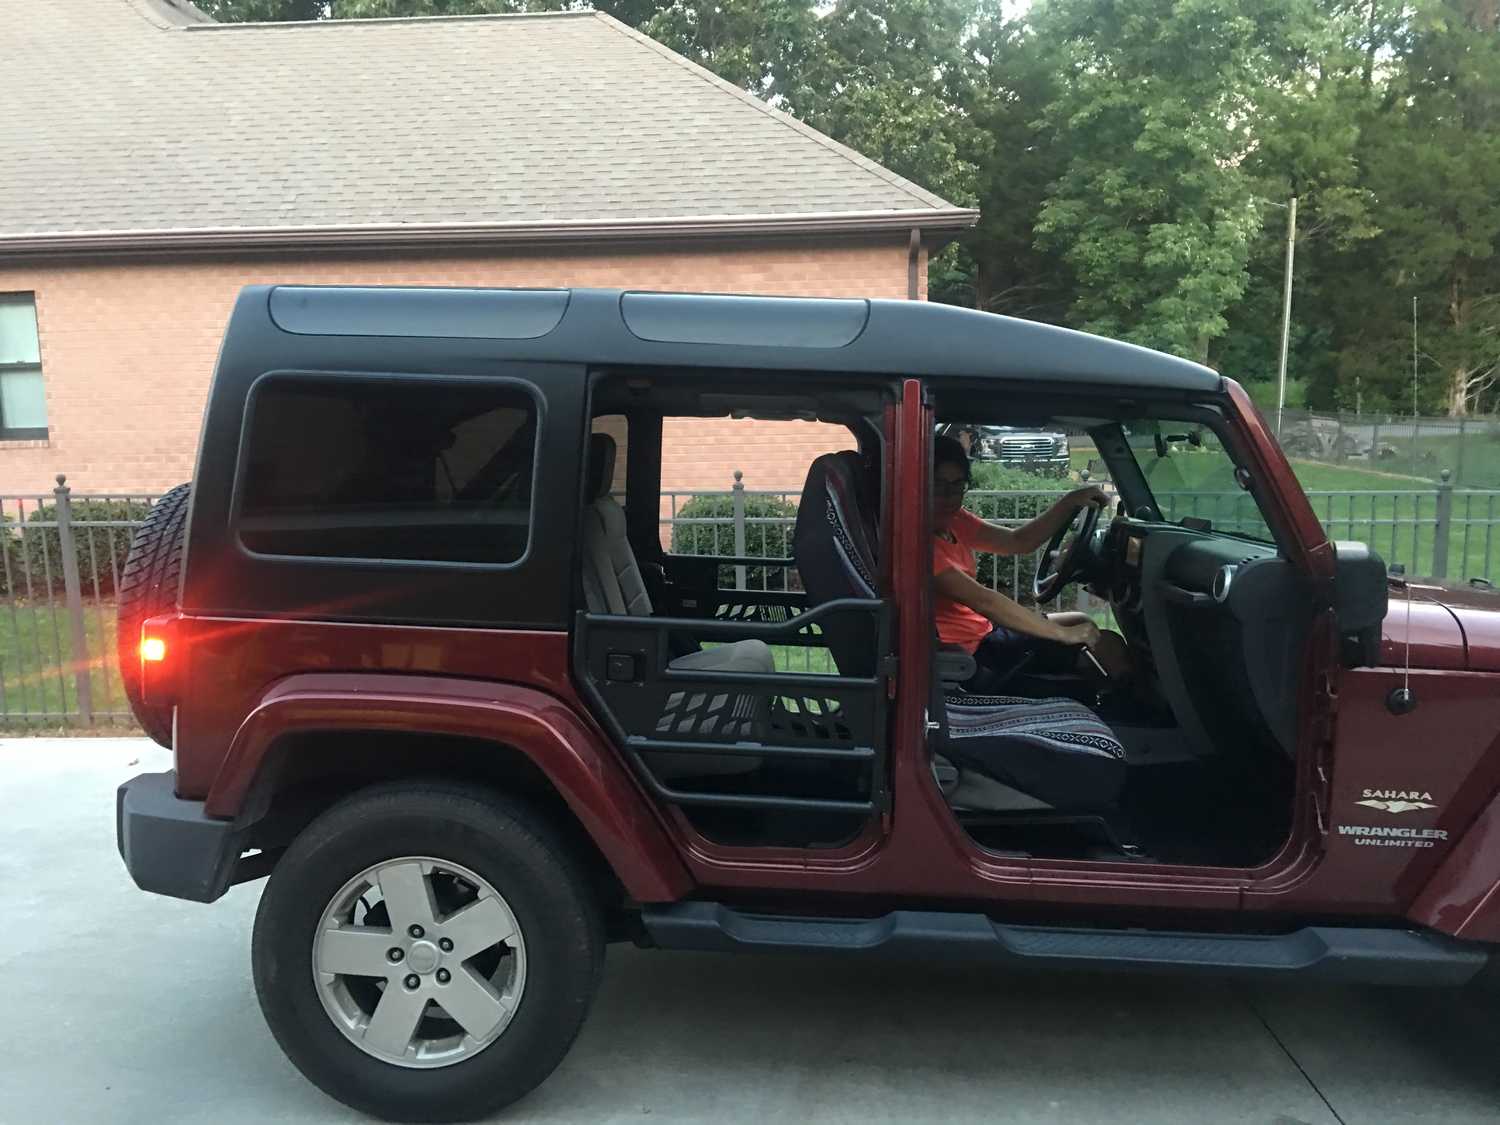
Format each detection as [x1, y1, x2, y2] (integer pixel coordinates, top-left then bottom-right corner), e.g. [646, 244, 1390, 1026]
[934, 567, 1101, 647]
[969, 485, 1108, 555]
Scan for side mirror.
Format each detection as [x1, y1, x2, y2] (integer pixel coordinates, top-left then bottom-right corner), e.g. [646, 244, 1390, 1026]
[1334, 542, 1389, 667]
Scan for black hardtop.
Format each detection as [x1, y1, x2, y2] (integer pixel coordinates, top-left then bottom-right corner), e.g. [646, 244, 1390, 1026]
[231, 284, 1221, 392]
[182, 284, 1221, 629]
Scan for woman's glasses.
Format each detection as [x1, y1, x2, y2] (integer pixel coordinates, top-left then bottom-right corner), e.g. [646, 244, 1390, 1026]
[933, 478, 969, 499]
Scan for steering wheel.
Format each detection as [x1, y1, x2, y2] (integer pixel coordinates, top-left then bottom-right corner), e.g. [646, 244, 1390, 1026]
[1033, 502, 1103, 603]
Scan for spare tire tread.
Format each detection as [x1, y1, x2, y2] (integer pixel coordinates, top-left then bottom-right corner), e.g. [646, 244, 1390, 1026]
[116, 482, 191, 746]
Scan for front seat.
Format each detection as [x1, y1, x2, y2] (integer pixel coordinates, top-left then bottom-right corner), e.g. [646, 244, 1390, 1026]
[793, 450, 1125, 811]
[581, 434, 774, 778]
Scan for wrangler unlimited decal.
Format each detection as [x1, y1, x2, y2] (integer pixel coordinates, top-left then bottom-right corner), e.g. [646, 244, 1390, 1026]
[1337, 824, 1450, 848]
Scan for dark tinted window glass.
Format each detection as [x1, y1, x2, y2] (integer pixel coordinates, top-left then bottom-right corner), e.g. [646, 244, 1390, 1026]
[238, 376, 536, 563]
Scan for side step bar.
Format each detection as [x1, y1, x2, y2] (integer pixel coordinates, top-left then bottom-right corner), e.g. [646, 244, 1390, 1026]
[641, 902, 1489, 987]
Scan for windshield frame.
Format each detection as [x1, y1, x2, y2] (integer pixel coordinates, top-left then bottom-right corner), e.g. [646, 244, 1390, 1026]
[1090, 405, 1290, 554]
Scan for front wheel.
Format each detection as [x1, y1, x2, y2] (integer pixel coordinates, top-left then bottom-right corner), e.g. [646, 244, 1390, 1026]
[252, 784, 604, 1122]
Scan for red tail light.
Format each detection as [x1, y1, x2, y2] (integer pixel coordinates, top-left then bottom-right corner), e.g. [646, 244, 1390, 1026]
[139, 614, 181, 706]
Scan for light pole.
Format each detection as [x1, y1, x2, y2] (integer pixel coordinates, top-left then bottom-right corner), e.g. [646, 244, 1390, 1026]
[1275, 196, 1298, 436]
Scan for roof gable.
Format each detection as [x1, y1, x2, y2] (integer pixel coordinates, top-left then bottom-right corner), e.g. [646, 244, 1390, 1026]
[1, 1, 975, 253]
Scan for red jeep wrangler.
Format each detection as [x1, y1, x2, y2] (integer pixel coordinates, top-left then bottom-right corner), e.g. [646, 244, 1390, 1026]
[115, 286, 1500, 1121]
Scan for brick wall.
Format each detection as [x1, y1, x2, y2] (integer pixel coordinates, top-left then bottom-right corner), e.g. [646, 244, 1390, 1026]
[0, 238, 923, 495]
[662, 418, 853, 493]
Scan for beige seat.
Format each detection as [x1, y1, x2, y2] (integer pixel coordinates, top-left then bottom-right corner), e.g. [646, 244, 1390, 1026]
[582, 433, 772, 777]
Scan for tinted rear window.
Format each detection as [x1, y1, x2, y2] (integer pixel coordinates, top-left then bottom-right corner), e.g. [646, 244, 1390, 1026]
[237, 375, 537, 565]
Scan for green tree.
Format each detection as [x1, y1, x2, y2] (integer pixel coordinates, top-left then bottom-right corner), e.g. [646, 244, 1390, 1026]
[1030, 0, 1315, 363]
[1216, 0, 1385, 400]
[643, 0, 818, 98]
[203, 0, 668, 24]
[951, 9, 1072, 318]
[196, 0, 328, 18]
[787, 0, 980, 206]
[1345, 0, 1500, 415]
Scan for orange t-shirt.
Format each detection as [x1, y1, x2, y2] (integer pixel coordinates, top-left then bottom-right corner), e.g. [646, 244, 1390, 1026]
[933, 508, 994, 653]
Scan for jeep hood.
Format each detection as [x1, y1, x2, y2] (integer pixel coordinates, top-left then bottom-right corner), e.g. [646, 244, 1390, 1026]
[1379, 580, 1500, 671]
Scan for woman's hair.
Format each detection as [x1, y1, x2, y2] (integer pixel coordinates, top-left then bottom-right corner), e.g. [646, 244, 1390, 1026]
[933, 434, 972, 481]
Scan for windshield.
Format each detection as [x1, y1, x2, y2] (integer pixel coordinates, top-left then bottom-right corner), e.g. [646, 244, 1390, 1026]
[1121, 420, 1276, 544]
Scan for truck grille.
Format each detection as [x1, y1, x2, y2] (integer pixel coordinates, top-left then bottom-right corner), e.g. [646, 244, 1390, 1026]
[998, 435, 1058, 456]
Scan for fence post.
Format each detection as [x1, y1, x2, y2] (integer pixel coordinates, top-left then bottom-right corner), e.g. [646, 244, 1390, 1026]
[53, 475, 94, 725]
[1455, 416, 1467, 486]
[1432, 469, 1453, 580]
[732, 470, 747, 591]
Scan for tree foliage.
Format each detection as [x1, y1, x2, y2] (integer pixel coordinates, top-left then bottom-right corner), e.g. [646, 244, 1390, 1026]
[195, 0, 1500, 414]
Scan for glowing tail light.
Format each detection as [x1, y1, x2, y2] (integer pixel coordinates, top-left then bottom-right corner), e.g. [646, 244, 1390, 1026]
[139, 615, 181, 706]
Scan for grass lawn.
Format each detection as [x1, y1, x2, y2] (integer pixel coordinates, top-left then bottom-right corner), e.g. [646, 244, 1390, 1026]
[1287, 460, 1432, 491]
[1409, 428, 1500, 489]
[772, 645, 837, 674]
[0, 598, 131, 727]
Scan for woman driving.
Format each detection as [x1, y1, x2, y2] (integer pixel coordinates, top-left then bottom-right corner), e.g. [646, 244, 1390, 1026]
[932, 435, 1130, 689]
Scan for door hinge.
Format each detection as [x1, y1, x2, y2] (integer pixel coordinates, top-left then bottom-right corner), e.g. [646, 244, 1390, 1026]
[880, 654, 898, 699]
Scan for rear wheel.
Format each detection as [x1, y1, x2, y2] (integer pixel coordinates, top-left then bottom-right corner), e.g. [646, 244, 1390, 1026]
[252, 783, 604, 1122]
[117, 482, 190, 746]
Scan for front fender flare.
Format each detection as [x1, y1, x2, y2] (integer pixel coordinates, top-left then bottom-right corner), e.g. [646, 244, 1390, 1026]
[1409, 791, 1500, 943]
[205, 672, 693, 903]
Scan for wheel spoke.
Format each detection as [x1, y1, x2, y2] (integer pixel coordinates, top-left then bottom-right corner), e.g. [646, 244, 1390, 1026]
[377, 861, 437, 930]
[440, 895, 515, 961]
[317, 925, 396, 978]
[362, 985, 428, 1058]
[437, 968, 510, 1041]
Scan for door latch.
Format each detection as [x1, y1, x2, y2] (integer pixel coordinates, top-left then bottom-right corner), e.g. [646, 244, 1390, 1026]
[605, 652, 640, 683]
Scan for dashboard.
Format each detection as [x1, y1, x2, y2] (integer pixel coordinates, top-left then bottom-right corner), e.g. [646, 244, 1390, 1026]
[1087, 516, 1305, 760]
[1099, 517, 1277, 610]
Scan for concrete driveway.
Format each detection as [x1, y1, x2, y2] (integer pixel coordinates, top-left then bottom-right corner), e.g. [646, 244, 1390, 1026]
[2, 739, 1496, 1125]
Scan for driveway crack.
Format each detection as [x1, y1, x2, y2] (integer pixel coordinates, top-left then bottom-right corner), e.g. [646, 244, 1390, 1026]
[1240, 986, 1348, 1125]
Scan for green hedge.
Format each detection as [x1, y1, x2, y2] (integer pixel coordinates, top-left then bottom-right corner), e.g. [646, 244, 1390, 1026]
[2, 499, 152, 596]
[964, 466, 1066, 605]
[670, 492, 799, 590]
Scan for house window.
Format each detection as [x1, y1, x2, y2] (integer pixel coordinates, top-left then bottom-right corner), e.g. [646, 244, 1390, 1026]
[0, 294, 48, 440]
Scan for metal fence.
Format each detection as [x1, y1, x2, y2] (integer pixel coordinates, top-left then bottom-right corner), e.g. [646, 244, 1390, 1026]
[1271, 408, 1500, 489]
[661, 482, 1105, 616]
[0, 477, 156, 728]
[663, 472, 1500, 598]
[3, 469, 1496, 729]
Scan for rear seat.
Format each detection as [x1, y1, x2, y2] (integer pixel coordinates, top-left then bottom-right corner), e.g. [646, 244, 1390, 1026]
[582, 433, 772, 777]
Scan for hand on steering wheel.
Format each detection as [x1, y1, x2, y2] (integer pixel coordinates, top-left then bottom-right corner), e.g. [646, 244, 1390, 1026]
[1033, 500, 1103, 603]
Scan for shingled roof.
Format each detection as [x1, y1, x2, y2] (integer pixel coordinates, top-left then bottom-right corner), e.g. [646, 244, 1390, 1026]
[0, 0, 976, 255]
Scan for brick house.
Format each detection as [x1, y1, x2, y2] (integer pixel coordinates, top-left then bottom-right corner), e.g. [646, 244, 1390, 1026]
[0, 0, 975, 497]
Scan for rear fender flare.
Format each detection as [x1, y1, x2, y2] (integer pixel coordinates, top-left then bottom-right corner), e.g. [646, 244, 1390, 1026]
[205, 672, 693, 902]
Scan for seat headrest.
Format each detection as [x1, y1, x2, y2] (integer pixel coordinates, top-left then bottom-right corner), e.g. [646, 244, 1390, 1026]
[587, 433, 617, 501]
[793, 450, 881, 679]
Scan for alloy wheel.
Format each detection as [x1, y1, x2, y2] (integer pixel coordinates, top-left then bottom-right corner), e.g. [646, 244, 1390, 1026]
[311, 856, 527, 1068]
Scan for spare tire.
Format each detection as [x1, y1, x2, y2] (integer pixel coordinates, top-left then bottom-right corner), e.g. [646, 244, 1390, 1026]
[117, 483, 191, 747]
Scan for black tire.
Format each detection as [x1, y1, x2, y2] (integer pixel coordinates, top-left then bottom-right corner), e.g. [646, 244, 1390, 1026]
[252, 783, 605, 1123]
[1475, 951, 1500, 994]
[117, 482, 191, 746]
